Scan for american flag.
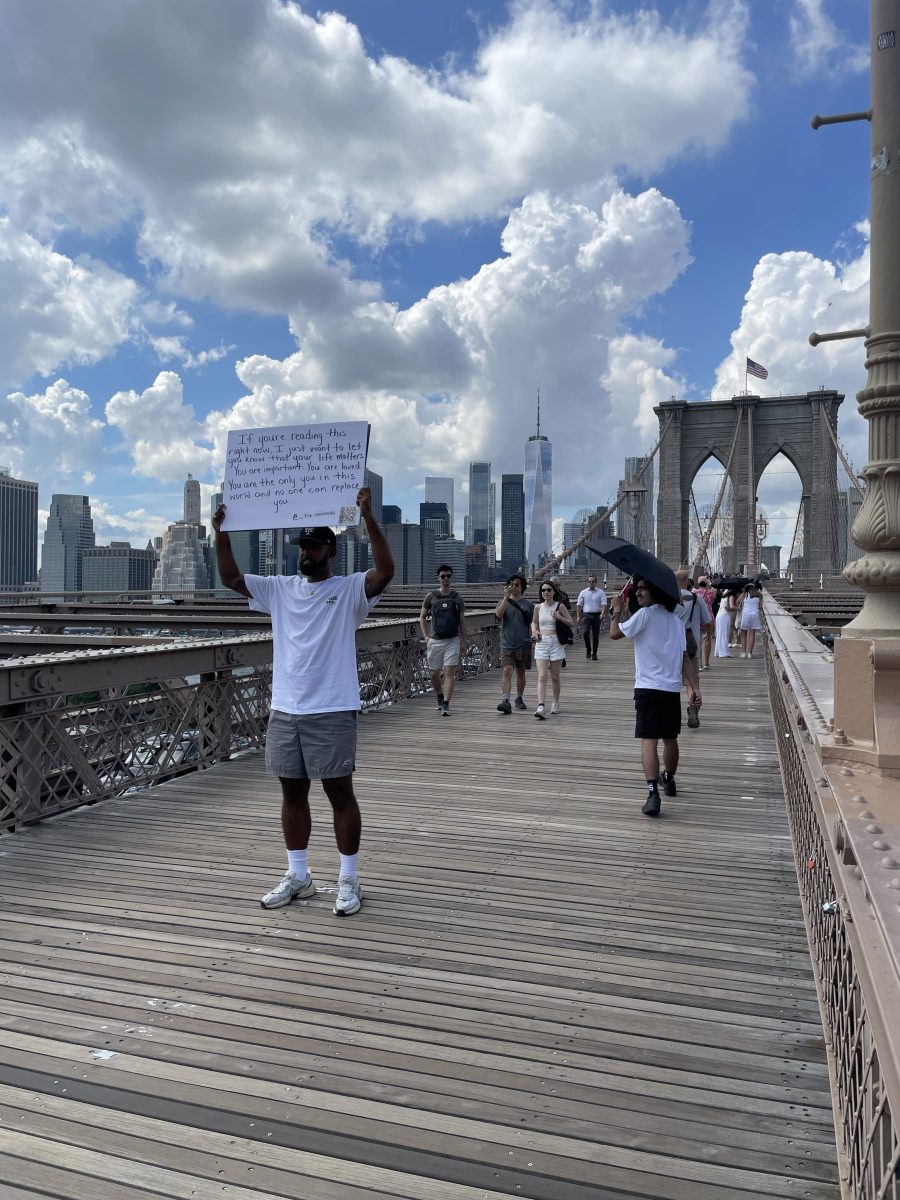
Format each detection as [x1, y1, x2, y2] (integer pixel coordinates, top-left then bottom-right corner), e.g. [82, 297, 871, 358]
[746, 356, 768, 381]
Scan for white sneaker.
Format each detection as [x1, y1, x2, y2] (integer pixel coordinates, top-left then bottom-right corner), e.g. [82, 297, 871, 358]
[334, 875, 363, 916]
[534, 704, 547, 720]
[261, 871, 316, 909]
[550, 701, 560, 715]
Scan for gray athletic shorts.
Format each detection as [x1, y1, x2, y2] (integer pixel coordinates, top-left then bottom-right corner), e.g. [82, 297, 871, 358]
[264, 709, 358, 780]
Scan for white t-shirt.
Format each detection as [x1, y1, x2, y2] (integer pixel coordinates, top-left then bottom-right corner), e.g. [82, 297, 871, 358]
[577, 587, 608, 613]
[619, 603, 686, 693]
[245, 571, 380, 715]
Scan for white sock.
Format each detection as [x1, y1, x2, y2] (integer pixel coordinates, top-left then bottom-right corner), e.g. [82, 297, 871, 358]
[502, 692, 511, 701]
[339, 852, 358, 881]
[287, 849, 308, 879]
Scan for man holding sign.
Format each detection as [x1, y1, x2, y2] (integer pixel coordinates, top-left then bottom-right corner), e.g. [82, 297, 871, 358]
[212, 486, 393, 916]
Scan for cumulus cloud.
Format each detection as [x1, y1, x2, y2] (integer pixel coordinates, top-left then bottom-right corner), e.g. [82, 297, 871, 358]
[712, 233, 870, 553]
[789, 0, 867, 77]
[0, 379, 105, 486]
[106, 371, 216, 480]
[0, 219, 136, 390]
[0, 0, 751, 316]
[194, 186, 692, 515]
[149, 335, 235, 370]
[89, 499, 171, 545]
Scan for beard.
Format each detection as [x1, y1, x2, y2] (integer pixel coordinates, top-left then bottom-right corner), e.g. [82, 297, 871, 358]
[299, 553, 322, 576]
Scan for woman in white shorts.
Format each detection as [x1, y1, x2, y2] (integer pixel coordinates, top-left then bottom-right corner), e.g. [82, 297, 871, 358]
[714, 588, 733, 658]
[530, 582, 575, 720]
[738, 584, 763, 658]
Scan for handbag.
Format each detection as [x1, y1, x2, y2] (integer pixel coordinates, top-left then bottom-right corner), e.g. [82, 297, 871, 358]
[684, 595, 699, 656]
[554, 603, 574, 645]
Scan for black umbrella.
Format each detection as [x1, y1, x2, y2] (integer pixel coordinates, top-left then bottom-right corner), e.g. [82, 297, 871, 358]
[585, 537, 681, 604]
[719, 574, 751, 591]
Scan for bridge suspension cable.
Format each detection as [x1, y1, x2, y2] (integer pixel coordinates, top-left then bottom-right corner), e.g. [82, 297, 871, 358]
[690, 406, 745, 579]
[531, 412, 677, 581]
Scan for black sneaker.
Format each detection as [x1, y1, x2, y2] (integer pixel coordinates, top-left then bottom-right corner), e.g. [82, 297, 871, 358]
[497, 698, 512, 714]
[441, 701, 450, 716]
[642, 790, 662, 817]
[687, 703, 700, 729]
[591, 654, 598, 661]
[586, 649, 591, 660]
[436, 692, 444, 711]
[560, 659, 567, 669]
[514, 696, 527, 711]
[660, 770, 677, 797]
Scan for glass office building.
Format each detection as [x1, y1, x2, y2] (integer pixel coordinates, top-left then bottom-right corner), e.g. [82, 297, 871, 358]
[524, 406, 552, 568]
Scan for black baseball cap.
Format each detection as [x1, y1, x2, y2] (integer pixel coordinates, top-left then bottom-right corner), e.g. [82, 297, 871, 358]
[290, 526, 337, 548]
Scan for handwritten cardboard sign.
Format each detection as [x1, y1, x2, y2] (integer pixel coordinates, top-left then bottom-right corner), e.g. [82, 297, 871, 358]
[221, 421, 370, 531]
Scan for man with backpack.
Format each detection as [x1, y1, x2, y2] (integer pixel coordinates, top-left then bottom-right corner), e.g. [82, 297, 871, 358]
[419, 564, 466, 716]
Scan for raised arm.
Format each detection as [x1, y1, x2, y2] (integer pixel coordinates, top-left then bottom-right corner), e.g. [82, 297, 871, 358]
[608, 591, 626, 640]
[359, 487, 394, 598]
[212, 505, 252, 598]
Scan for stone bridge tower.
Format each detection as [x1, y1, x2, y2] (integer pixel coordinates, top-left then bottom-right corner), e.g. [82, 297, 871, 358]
[654, 390, 843, 574]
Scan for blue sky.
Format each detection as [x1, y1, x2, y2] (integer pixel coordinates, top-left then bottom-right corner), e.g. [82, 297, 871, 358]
[0, 0, 871, 558]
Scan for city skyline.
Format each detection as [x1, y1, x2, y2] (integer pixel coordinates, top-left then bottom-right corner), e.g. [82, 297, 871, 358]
[0, 2, 873, 559]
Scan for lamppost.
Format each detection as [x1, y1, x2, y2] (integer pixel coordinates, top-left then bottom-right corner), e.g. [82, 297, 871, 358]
[755, 511, 769, 570]
[621, 480, 647, 546]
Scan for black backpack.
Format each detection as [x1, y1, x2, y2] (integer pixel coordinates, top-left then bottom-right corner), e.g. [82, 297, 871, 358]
[554, 603, 574, 645]
[429, 591, 462, 639]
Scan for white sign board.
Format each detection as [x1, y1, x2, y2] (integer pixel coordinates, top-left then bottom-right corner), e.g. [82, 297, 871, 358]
[221, 421, 370, 531]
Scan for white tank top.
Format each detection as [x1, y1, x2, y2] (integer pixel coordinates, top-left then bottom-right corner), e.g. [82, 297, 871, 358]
[538, 603, 558, 634]
[743, 596, 760, 618]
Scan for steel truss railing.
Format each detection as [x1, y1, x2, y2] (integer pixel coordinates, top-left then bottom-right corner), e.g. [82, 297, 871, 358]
[765, 593, 900, 1198]
[0, 612, 500, 834]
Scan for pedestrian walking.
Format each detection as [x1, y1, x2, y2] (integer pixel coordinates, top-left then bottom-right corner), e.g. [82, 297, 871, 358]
[530, 581, 575, 719]
[609, 578, 701, 817]
[675, 568, 713, 729]
[694, 576, 718, 671]
[419, 564, 467, 716]
[714, 589, 733, 658]
[576, 575, 608, 660]
[495, 575, 534, 714]
[738, 583, 764, 658]
[212, 486, 394, 916]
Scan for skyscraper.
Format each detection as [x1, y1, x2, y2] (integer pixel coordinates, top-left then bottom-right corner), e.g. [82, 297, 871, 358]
[524, 395, 552, 568]
[153, 474, 209, 597]
[0, 467, 38, 590]
[425, 477, 454, 532]
[419, 501, 451, 538]
[210, 486, 260, 590]
[82, 544, 156, 592]
[363, 468, 383, 525]
[183, 474, 201, 524]
[41, 494, 96, 594]
[467, 461, 492, 545]
[500, 474, 525, 575]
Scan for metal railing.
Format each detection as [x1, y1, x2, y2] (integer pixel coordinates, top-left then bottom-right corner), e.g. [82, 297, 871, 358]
[765, 592, 900, 1198]
[0, 612, 500, 834]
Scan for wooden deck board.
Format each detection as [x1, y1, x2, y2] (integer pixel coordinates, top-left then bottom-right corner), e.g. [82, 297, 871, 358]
[0, 642, 840, 1198]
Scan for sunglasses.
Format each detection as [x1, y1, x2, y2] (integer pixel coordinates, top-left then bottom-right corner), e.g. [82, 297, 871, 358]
[438, 574, 451, 579]
[540, 587, 554, 592]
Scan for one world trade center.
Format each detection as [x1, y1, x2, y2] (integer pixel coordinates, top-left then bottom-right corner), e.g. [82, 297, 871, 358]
[524, 395, 552, 569]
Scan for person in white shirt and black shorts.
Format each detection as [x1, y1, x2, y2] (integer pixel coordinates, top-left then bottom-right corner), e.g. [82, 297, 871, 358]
[609, 577, 700, 817]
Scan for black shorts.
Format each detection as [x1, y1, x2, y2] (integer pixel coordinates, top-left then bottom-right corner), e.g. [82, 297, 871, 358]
[634, 688, 681, 740]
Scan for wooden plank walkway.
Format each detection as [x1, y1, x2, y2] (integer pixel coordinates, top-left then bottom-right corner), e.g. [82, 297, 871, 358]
[0, 639, 840, 1199]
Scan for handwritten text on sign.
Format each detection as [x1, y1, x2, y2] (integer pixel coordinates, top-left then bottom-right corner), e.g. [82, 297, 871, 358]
[221, 421, 370, 531]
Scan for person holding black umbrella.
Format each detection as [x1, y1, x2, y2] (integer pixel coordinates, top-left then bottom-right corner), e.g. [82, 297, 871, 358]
[609, 576, 701, 817]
